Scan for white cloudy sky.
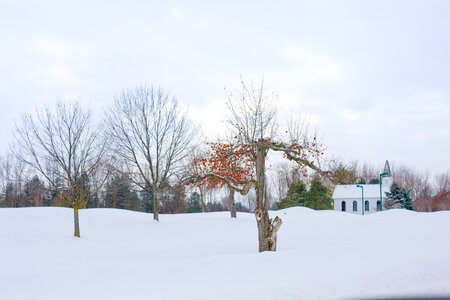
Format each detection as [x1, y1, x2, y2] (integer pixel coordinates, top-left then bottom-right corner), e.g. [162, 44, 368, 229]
[0, 0, 449, 174]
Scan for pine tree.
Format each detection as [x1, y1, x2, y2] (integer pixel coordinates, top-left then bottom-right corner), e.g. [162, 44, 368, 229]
[187, 192, 202, 213]
[140, 186, 153, 213]
[23, 175, 46, 206]
[104, 174, 140, 211]
[385, 182, 410, 210]
[50, 177, 69, 207]
[277, 181, 307, 209]
[304, 177, 333, 210]
[235, 202, 250, 212]
[368, 178, 380, 184]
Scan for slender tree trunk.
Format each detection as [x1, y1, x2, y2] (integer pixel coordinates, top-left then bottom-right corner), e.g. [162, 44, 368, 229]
[153, 191, 159, 221]
[200, 188, 206, 213]
[73, 206, 80, 238]
[255, 139, 282, 252]
[229, 188, 236, 218]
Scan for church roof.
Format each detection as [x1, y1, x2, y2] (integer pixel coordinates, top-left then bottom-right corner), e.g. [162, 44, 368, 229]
[332, 160, 393, 199]
[383, 160, 391, 176]
[332, 184, 391, 199]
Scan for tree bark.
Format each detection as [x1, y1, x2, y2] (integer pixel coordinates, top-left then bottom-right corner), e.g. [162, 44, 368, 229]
[200, 188, 206, 213]
[229, 188, 236, 218]
[255, 209, 282, 251]
[153, 191, 159, 221]
[73, 207, 80, 238]
[255, 139, 282, 252]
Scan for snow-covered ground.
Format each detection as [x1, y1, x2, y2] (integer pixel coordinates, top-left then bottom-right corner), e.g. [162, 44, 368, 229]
[0, 207, 449, 299]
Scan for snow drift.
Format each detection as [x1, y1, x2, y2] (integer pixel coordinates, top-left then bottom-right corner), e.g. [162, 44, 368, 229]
[0, 207, 449, 299]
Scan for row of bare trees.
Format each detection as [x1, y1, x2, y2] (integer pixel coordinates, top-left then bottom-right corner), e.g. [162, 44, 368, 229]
[1, 80, 327, 252]
[3, 86, 200, 237]
[3, 147, 447, 213]
[1, 81, 448, 251]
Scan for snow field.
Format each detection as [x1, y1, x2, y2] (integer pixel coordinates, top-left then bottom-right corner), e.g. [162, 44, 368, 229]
[0, 207, 449, 299]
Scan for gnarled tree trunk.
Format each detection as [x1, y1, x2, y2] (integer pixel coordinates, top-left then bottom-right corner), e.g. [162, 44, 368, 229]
[255, 139, 282, 252]
[255, 209, 282, 251]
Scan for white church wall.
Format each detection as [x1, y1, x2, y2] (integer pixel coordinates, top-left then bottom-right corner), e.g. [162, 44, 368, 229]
[333, 197, 384, 215]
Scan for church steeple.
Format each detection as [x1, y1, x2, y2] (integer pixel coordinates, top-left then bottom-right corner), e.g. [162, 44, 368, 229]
[383, 160, 391, 176]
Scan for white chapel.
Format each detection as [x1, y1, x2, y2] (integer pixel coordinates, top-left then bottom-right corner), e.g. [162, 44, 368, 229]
[332, 161, 393, 214]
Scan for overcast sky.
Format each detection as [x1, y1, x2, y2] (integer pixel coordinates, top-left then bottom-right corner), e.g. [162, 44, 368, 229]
[0, 0, 449, 175]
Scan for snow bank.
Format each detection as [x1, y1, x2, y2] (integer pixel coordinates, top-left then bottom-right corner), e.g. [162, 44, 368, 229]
[0, 207, 449, 299]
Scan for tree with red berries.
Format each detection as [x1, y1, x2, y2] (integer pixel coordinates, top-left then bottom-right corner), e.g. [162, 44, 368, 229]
[192, 142, 254, 218]
[192, 79, 325, 252]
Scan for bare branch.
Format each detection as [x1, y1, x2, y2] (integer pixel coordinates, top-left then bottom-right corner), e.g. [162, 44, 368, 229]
[105, 85, 200, 221]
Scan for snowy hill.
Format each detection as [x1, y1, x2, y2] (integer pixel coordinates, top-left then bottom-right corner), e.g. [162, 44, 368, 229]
[1, 207, 449, 299]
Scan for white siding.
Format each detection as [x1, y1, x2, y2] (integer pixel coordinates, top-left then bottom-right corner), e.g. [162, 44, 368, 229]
[333, 197, 383, 215]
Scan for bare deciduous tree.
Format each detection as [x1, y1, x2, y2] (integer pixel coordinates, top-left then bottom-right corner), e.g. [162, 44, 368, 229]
[0, 153, 26, 207]
[105, 85, 200, 221]
[188, 148, 212, 213]
[435, 171, 450, 194]
[12, 101, 106, 237]
[271, 162, 305, 203]
[358, 161, 378, 183]
[0, 154, 13, 206]
[326, 158, 358, 185]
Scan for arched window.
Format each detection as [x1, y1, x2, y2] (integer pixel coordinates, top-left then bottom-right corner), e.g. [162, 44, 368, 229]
[365, 200, 369, 212]
[353, 201, 357, 212]
[377, 200, 381, 211]
[341, 201, 346, 212]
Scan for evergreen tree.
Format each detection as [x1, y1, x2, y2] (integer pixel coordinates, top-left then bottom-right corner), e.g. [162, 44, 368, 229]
[385, 182, 411, 210]
[277, 181, 306, 209]
[140, 186, 153, 213]
[368, 178, 380, 184]
[206, 201, 225, 212]
[235, 202, 250, 212]
[303, 177, 333, 210]
[187, 192, 202, 213]
[50, 177, 69, 207]
[104, 174, 140, 211]
[23, 175, 46, 206]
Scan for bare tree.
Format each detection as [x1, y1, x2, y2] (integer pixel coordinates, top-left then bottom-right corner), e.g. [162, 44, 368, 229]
[188, 148, 213, 212]
[225, 79, 278, 144]
[270, 162, 305, 203]
[12, 101, 106, 237]
[246, 190, 257, 213]
[435, 171, 450, 194]
[1, 154, 20, 207]
[0, 154, 12, 206]
[358, 161, 378, 183]
[105, 85, 200, 221]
